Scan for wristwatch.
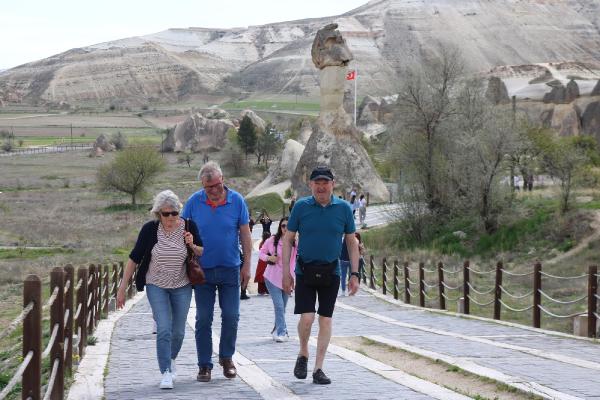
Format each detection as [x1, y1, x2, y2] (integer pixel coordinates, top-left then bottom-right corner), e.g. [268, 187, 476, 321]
[350, 272, 360, 279]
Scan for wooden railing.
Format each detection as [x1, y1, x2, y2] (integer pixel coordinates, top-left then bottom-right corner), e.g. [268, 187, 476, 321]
[0, 262, 137, 400]
[364, 256, 599, 338]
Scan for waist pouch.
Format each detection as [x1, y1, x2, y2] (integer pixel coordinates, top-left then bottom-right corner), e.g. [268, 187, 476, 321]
[299, 259, 337, 287]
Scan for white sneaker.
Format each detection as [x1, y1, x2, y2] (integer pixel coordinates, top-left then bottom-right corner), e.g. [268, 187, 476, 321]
[272, 331, 278, 342]
[341, 290, 347, 297]
[275, 335, 288, 343]
[170, 359, 177, 379]
[160, 370, 173, 389]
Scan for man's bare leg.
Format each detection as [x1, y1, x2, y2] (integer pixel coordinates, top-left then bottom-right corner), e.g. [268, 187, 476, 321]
[314, 315, 332, 371]
[298, 313, 315, 357]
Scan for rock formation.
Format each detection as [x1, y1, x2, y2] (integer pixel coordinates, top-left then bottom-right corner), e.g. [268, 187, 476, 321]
[164, 112, 233, 153]
[357, 95, 381, 125]
[592, 80, 600, 96]
[485, 77, 510, 104]
[291, 24, 389, 202]
[550, 104, 581, 136]
[297, 119, 313, 145]
[582, 101, 600, 140]
[566, 79, 580, 103]
[247, 139, 305, 198]
[239, 110, 266, 134]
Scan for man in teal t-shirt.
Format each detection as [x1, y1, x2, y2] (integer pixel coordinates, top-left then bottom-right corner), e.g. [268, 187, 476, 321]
[282, 166, 360, 385]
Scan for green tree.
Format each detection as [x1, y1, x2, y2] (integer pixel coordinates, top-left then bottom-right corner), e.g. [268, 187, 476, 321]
[255, 123, 280, 166]
[97, 147, 165, 204]
[237, 115, 257, 159]
[110, 131, 128, 150]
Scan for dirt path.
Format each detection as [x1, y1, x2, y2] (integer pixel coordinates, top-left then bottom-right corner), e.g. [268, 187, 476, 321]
[545, 209, 600, 266]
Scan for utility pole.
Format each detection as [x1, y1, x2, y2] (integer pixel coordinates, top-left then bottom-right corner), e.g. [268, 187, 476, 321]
[70, 124, 73, 148]
[354, 67, 358, 126]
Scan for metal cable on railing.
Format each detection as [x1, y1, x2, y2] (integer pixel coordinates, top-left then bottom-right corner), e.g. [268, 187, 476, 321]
[442, 293, 462, 302]
[87, 274, 94, 286]
[406, 288, 416, 298]
[441, 267, 460, 274]
[41, 323, 59, 359]
[467, 267, 495, 275]
[538, 305, 585, 319]
[441, 281, 460, 290]
[42, 358, 60, 400]
[63, 337, 70, 359]
[422, 290, 439, 300]
[499, 286, 532, 299]
[422, 267, 437, 274]
[500, 269, 533, 277]
[42, 286, 59, 312]
[63, 309, 70, 327]
[406, 277, 417, 286]
[73, 303, 82, 321]
[499, 299, 533, 313]
[467, 282, 495, 295]
[422, 281, 437, 289]
[0, 350, 34, 399]
[406, 266, 418, 273]
[63, 279, 71, 294]
[594, 312, 600, 320]
[467, 294, 495, 307]
[0, 302, 34, 340]
[539, 271, 587, 280]
[74, 278, 82, 291]
[537, 290, 587, 305]
[87, 292, 93, 308]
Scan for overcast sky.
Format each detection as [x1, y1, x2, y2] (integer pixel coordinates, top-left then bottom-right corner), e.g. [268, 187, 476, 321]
[0, 0, 369, 70]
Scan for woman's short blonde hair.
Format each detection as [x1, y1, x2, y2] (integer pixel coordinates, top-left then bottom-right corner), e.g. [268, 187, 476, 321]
[150, 190, 182, 219]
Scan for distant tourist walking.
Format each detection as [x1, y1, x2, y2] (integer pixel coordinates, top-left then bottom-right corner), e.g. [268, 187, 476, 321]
[259, 217, 297, 342]
[259, 209, 273, 234]
[254, 231, 272, 295]
[117, 190, 203, 390]
[282, 166, 360, 384]
[182, 161, 252, 383]
[358, 194, 367, 226]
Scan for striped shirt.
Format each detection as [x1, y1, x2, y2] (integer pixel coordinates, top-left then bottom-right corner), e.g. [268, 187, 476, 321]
[146, 222, 189, 289]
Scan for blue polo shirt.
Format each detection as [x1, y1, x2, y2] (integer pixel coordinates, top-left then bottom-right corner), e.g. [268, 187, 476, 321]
[181, 186, 249, 269]
[287, 195, 355, 275]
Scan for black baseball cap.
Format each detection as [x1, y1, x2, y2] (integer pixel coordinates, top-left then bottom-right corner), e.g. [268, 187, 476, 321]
[309, 166, 334, 181]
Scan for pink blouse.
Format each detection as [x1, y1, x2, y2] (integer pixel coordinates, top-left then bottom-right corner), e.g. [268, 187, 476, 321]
[259, 236, 296, 289]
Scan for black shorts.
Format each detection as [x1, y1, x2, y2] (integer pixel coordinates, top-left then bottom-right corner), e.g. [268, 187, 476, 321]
[294, 274, 340, 318]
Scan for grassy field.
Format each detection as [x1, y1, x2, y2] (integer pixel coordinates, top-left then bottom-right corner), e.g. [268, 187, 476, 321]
[219, 100, 320, 114]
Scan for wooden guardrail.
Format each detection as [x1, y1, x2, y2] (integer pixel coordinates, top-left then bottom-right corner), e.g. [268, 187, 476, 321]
[0, 262, 136, 400]
[364, 256, 599, 338]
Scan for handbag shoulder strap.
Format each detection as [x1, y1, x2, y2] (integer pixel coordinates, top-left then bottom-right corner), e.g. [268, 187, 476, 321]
[184, 218, 194, 257]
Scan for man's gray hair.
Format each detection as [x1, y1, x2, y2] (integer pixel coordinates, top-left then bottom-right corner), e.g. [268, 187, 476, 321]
[150, 190, 182, 218]
[198, 161, 223, 182]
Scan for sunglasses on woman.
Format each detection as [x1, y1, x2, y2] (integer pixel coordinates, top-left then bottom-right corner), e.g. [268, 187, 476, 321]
[160, 211, 179, 217]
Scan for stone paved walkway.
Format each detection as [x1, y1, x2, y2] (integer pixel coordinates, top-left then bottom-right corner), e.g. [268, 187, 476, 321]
[104, 287, 600, 399]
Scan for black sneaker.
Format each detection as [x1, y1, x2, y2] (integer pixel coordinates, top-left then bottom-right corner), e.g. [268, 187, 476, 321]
[293, 355, 308, 379]
[240, 291, 250, 300]
[312, 368, 331, 384]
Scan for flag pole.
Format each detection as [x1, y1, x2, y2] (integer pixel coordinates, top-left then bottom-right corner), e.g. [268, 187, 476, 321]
[354, 66, 358, 126]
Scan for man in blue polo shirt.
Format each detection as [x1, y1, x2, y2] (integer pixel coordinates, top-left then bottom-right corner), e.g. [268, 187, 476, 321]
[282, 166, 360, 385]
[181, 161, 252, 383]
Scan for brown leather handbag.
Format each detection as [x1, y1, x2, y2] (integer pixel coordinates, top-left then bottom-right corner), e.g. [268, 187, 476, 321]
[185, 219, 205, 285]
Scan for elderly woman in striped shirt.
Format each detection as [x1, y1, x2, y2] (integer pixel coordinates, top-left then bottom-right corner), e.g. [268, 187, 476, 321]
[117, 190, 203, 390]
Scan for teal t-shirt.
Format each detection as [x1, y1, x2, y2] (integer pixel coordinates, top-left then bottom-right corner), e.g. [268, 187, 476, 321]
[287, 195, 355, 275]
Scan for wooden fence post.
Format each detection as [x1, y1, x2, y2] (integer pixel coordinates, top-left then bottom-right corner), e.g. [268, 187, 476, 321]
[419, 262, 425, 307]
[369, 255, 376, 289]
[63, 264, 74, 375]
[403, 262, 410, 304]
[533, 262, 542, 329]
[103, 264, 109, 316]
[50, 267, 65, 399]
[112, 263, 119, 300]
[463, 260, 470, 315]
[87, 264, 96, 334]
[95, 265, 101, 325]
[76, 267, 88, 358]
[393, 260, 399, 300]
[438, 262, 445, 310]
[588, 265, 598, 338]
[127, 263, 135, 299]
[23, 275, 41, 400]
[382, 258, 387, 295]
[494, 261, 503, 320]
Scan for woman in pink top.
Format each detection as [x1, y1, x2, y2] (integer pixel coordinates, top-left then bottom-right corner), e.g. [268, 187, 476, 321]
[259, 217, 297, 342]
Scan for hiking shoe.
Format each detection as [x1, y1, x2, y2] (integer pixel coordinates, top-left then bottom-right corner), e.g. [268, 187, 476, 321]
[240, 292, 250, 300]
[159, 370, 173, 389]
[293, 355, 308, 379]
[312, 369, 331, 385]
[219, 358, 237, 379]
[197, 367, 211, 382]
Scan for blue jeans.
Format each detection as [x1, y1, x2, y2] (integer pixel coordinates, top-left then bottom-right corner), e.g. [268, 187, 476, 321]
[146, 284, 192, 373]
[194, 266, 240, 369]
[340, 260, 350, 291]
[264, 279, 289, 336]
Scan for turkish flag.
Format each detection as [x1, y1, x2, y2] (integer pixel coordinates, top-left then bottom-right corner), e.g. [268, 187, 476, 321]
[346, 70, 356, 80]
